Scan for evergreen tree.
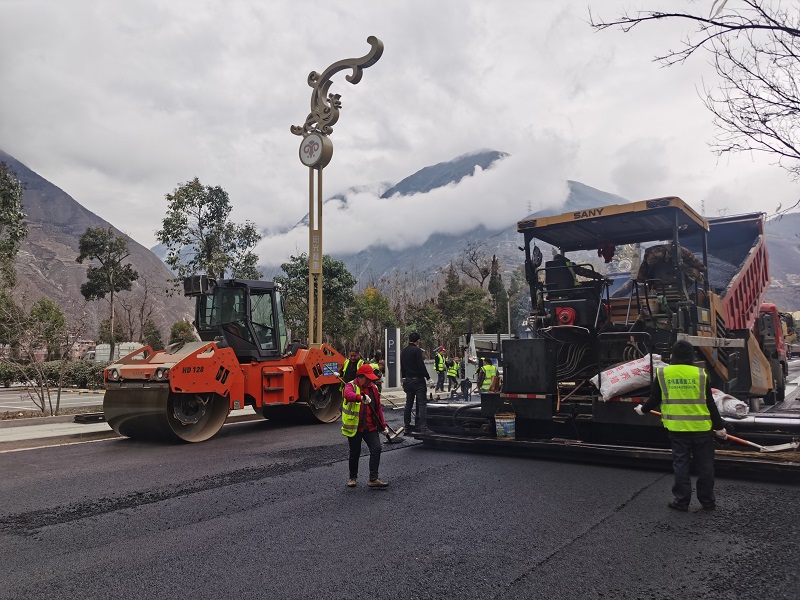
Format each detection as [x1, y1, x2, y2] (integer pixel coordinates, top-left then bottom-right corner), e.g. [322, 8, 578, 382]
[76, 227, 139, 360]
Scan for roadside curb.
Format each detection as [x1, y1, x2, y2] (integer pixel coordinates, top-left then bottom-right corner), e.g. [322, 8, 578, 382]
[0, 412, 265, 452]
[0, 429, 120, 451]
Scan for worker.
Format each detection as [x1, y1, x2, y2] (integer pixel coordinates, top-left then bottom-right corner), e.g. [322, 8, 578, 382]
[634, 340, 727, 511]
[369, 350, 384, 392]
[401, 332, 431, 434]
[339, 349, 364, 393]
[551, 252, 609, 286]
[477, 358, 498, 392]
[434, 346, 447, 392]
[636, 244, 706, 286]
[342, 364, 389, 489]
[446, 355, 460, 392]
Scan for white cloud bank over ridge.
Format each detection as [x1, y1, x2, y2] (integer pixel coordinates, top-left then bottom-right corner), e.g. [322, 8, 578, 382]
[255, 143, 573, 266]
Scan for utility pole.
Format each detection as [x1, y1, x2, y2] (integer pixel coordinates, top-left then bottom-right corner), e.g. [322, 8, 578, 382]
[291, 36, 383, 348]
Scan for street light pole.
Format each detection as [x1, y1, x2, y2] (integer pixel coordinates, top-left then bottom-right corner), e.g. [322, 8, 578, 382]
[291, 36, 383, 348]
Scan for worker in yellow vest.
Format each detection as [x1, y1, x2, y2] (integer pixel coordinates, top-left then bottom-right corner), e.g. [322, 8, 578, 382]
[341, 364, 389, 489]
[339, 349, 363, 393]
[478, 358, 498, 392]
[634, 340, 727, 511]
[434, 347, 446, 392]
[446, 355, 459, 392]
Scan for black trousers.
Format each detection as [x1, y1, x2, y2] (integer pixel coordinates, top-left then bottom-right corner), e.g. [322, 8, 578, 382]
[435, 370, 446, 391]
[348, 429, 382, 481]
[403, 377, 428, 429]
[447, 375, 459, 391]
[669, 431, 716, 507]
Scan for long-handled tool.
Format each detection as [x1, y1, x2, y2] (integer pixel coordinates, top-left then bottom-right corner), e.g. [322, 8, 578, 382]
[723, 433, 799, 453]
[649, 410, 799, 453]
[335, 372, 404, 442]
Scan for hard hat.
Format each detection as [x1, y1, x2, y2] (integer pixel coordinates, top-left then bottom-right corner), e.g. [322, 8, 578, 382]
[356, 364, 379, 380]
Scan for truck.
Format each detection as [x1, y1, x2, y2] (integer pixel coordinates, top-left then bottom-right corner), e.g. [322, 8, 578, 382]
[415, 197, 800, 473]
[102, 276, 345, 442]
[83, 342, 143, 363]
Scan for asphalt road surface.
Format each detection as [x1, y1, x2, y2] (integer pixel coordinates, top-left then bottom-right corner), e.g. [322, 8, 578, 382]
[1, 405, 798, 600]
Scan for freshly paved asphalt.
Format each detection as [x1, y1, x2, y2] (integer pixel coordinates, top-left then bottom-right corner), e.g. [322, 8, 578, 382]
[1, 391, 798, 600]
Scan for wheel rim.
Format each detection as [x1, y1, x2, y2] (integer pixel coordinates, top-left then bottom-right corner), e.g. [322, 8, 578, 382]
[166, 392, 229, 442]
[306, 383, 341, 423]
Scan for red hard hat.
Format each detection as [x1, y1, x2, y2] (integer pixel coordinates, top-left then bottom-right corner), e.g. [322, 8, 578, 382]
[356, 364, 378, 380]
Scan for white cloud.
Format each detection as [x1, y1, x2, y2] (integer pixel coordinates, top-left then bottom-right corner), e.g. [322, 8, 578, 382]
[1, 0, 796, 265]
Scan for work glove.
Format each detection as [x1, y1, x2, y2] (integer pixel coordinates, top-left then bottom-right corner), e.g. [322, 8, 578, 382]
[634, 404, 645, 416]
[362, 394, 372, 405]
[383, 427, 390, 435]
[713, 428, 728, 439]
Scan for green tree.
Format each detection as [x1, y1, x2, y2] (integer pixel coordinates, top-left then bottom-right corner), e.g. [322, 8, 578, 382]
[0, 162, 27, 287]
[274, 253, 357, 347]
[405, 301, 445, 356]
[353, 285, 396, 356]
[76, 227, 139, 360]
[169, 319, 198, 345]
[486, 255, 508, 334]
[141, 318, 165, 350]
[98, 318, 125, 344]
[29, 298, 66, 360]
[0, 293, 78, 415]
[156, 177, 262, 280]
[507, 264, 531, 336]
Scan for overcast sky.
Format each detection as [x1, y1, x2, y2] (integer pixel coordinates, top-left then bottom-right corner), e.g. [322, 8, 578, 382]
[1, 1, 797, 267]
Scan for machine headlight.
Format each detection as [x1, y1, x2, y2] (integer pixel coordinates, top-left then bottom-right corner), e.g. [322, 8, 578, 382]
[154, 368, 170, 381]
[108, 369, 121, 381]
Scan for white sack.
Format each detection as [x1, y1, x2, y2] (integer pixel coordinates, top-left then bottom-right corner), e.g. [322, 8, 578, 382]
[712, 388, 749, 418]
[590, 354, 667, 401]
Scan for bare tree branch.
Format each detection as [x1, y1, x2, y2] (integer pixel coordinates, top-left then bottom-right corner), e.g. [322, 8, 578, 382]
[590, 1, 800, 179]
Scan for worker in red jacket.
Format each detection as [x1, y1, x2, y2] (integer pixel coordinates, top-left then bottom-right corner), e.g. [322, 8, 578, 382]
[342, 363, 390, 489]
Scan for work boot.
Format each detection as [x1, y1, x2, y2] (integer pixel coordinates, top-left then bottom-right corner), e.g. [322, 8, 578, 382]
[346, 477, 357, 488]
[667, 500, 688, 512]
[368, 478, 389, 489]
[700, 503, 716, 511]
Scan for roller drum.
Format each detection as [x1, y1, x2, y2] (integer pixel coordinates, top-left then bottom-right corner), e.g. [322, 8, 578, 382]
[104, 387, 229, 443]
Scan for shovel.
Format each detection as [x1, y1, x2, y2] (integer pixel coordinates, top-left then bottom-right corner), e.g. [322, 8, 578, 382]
[649, 410, 799, 453]
[723, 433, 799, 453]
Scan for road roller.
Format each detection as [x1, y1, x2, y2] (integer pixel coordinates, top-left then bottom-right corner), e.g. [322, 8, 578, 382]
[103, 275, 345, 442]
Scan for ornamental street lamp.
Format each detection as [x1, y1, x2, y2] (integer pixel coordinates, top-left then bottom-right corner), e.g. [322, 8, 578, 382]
[291, 36, 383, 348]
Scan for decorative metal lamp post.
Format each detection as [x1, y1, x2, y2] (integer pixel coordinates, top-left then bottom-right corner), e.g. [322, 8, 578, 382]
[291, 36, 383, 348]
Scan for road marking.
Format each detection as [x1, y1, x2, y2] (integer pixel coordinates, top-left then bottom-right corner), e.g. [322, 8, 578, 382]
[0, 437, 115, 454]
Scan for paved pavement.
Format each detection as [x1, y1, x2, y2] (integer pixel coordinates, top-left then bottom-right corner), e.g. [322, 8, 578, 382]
[0, 387, 416, 452]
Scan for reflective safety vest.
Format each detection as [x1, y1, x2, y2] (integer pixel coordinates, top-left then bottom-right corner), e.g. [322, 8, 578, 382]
[341, 382, 362, 437]
[447, 361, 459, 378]
[656, 364, 712, 432]
[339, 358, 364, 391]
[480, 364, 498, 391]
[434, 352, 445, 372]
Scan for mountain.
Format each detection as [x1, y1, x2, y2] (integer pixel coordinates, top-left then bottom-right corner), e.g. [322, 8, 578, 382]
[335, 162, 630, 286]
[380, 150, 509, 198]
[764, 214, 800, 309]
[324, 151, 800, 310]
[0, 150, 192, 340]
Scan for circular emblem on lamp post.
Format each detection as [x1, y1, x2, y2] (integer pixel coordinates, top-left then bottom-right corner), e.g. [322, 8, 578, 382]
[299, 132, 333, 169]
